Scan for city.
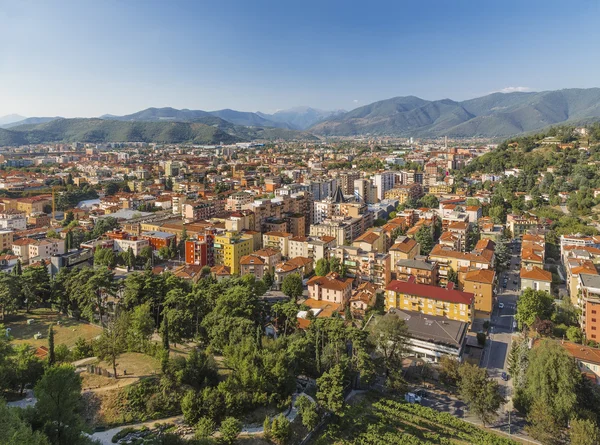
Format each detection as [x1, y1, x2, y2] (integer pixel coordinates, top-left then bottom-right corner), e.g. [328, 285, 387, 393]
[1, 2, 600, 445]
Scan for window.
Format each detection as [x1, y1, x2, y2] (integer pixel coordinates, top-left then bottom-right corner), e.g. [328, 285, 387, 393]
[593, 310, 598, 315]
[593, 326, 597, 331]
[593, 318, 597, 323]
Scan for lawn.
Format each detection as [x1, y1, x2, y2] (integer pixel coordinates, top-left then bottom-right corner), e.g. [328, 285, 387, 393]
[97, 352, 161, 378]
[4, 308, 102, 349]
[311, 392, 519, 445]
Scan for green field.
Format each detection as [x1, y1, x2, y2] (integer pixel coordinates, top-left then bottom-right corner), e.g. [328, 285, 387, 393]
[312, 392, 518, 445]
[4, 308, 102, 349]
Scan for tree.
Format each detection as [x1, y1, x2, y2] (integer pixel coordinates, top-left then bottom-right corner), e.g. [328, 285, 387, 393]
[567, 326, 584, 343]
[370, 315, 409, 377]
[415, 225, 434, 255]
[105, 182, 119, 196]
[140, 245, 153, 263]
[13, 344, 44, 395]
[126, 247, 136, 269]
[458, 363, 504, 426]
[315, 258, 330, 276]
[178, 227, 188, 256]
[270, 413, 291, 445]
[419, 194, 439, 209]
[35, 364, 84, 445]
[0, 273, 19, 320]
[95, 312, 128, 378]
[65, 231, 74, 251]
[219, 417, 241, 445]
[295, 395, 319, 430]
[494, 238, 510, 272]
[515, 288, 554, 329]
[195, 416, 216, 439]
[317, 364, 346, 415]
[447, 267, 459, 286]
[263, 269, 274, 289]
[526, 399, 561, 445]
[439, 356, 460, 386]
[129, 302, 155, 348]
[63, 211, 74, 226]
[21, 263, 51, 312]
[0, 400, 49, 445]
[94, 247, 116, 269]
[48, 324, 56, 366]
[525, 339, 581, 424]
[570, 418, 600, 445]
[281, 273, 303, 300]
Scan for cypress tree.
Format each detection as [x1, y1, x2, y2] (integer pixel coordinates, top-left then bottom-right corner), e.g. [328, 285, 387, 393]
[48, 324, 56, 366]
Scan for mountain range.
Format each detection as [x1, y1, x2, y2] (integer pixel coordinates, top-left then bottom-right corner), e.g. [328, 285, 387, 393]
[310, 88, 600, 137]
[2, 88, 600, 146]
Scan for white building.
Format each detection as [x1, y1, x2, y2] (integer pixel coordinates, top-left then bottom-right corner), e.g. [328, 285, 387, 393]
[0, 210, 27, 231]
[374, 172, 396, 202]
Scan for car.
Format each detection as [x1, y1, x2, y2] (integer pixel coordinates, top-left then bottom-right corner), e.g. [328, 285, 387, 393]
[498, 302, 504, 309]
[502, 283, 507, 288]
[414, 389, 428, 399]
[513, 280, 518, 285]
[501, 372, 509, 381]
[513, 320, 517, 329]
[405, 392, 422, 404]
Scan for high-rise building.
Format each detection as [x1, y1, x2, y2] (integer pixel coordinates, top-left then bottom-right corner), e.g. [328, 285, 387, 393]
[373, 172, 396, 201]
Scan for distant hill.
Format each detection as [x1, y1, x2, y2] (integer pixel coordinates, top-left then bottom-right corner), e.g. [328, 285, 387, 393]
[105, 107, 291, 129]
[0, 114, 26, 126]
[310, 88, 600, 137]
[1, 117, 60, 129]
[0, 117, 317, 146]
[257, 107, 346, 130]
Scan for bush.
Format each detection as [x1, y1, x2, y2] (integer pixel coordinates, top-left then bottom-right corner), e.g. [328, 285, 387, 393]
[476, 332, 486, 346]
[112, 427, 137, 443]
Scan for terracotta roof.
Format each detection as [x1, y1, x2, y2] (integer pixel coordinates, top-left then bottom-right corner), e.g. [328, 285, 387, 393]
[307, 272, 353, 292]
[287, 256, 313, 267]
[430, 244, 494, 264]
[354, 231, 381, 244]
[211, 265, 231, 275]
[520, 266, 552, 282]
[448, 221, 469, 231]
[464, 269, 495, 284]
[390, 236, 417, 253]
[319, 236, 336, 244]
[263, 231, 292, 238]
[560, 340, 600, 365]
[386, 279, 474, 305]
[240, 254, 265, 265]
[253, 248, 280, 257]
[521, 249, 543, 263]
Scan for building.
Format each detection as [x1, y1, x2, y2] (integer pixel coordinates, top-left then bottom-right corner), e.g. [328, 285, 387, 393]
[306, 272, 354, 305]
[558, 340, 600, 384]
[339, 171, 361, 195]
[395, 258, 438, 285]
[565, 258, 598, 305]
[240, 254, 268, 280]
[520, 266, 552, 293]
[385, 277, 474, 323]
[309, 215, 371, 246]
[273, 256, 313, 288]
[352, 230, 386, 253]
[0, 230, 14, 252]
[226, 192, 253, 211]
[0, 210, 27, 231]
[140, 231, 176, 251]
[384, 183, 423, 204]
[288, 235, 336, 262]
[185, 233, 215, 267]
[262, 231, 293, 257]
[389, 236, 420, 266]
[383, 309, 468, 362]
[213, 231, 254, 275]
[331, 246, 391, 290]
[578, 274, 600, 341]
[29, 238, 65, 263]
[353, 178, 377, 204]
[349, 282, 377, 318]
[49, 248, 94, 277]
[463, 269, 496, 315]
[429, 241, 495, 287]
[374, 172, 396, 202]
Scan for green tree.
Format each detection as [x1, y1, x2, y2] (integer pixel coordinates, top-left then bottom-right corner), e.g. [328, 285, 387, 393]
[525, 399, 561, 445]
[0, 273, 19, 320]
[419, 194, 439, 209]
[21, 263, 51, 312]
[48, 324, 55, 366]
[13, 344, 44, 395]
[126, 247, 136, 269]
[195, 416, 216, 439]
[94, 247, 116, 268]
[295, 395, 319, 430]
[316, 364, 345, 415]
[63, 211, 74, 226]
[439, 355, 460, 386]
[35, 364, 84, 445]
[129, 302, 155, 348]
[525, 339, 580, 424]
[270, 413, 291, 445]
[281, 273, 303, 300]
[570, 418, 600, 445]
[263, 269, 274, 289]
[370, 315, 409, 377]
[566, 326, 584, 343]
[458, 363, 504, 426]
[315, 258, 330, 276]
[0, 400, 49, 445]
[219, 417, 241, 445]
[95, 312, 129, 378]
[447, 267, 459, 286]
[415, 225, 434, 255]
[515, 288, 554, 329]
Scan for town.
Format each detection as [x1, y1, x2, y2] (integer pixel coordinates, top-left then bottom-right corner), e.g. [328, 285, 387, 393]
[2, 123, 600, 445]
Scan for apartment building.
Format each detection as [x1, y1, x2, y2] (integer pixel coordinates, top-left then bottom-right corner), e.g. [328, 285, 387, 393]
[578, 274, 600, 342]
[29, 238, 65, 263]
[0, 230, 14, 252]
[185, 233, 215, 267]
[353, 178, 378, 204]
[226, 192, 253, 211]
[140, 231, 176, 251]
[395, 258, 438, 285]
[306, 272, 354, 305]
[384, 183, 423, 204]
[352, 230, 386, 253]
[374, 172, 396, 201]
[213, 231, 254, 275]
[429, 240, 495, 286]
[331, 246, 391, 289]
[309, 214, 372, 246]
[262, 231, 293, 257]
[520, 265, 552, 293]
[0, 210, 27, 231]
[288, 235, 336, 262]
[385, 277, 474, 323]
[338, 171, 361, 195]
[463, 268, 495, 315]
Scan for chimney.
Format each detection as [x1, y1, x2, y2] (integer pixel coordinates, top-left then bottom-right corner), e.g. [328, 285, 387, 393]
[447, 281, 455, 290]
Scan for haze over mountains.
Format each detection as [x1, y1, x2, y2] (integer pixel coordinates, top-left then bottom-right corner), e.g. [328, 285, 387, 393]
[1, 88, 600, 146]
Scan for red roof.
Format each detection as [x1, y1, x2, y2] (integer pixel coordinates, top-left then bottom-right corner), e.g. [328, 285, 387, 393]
[386, 279, 474, 305]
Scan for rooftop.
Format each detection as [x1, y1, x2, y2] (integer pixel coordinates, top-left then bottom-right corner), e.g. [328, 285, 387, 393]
[386, 279, 474, 305]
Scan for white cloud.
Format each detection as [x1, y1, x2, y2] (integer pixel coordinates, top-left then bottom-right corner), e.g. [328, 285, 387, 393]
[497, 86, 532, 93]
[353, 99, 359, 103]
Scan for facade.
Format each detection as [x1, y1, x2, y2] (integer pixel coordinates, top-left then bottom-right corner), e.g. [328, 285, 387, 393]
[578, 274, 600, 341]
[306, 272, 354, 305]
[141, 231, 177, 250]
[463, 268, 496, 315]
[353, 178, 377, 204]
[29, 238, 65, 262]
[429, 241, 495, 287]
[395, 258, 438, 285]
[0, 210, 27, 230]
[374, 172, 396, 202]
[213, 231, 254, 275]
[288, 235, 336, 262]
[349, 282, 377, 318]
[185, 234, 215, 267]
[389, 236, 420, 266]
[520, 266, 552, 293]
[331, 245, 391, 290]
[262, 231, 293, 257]
[385, 277, 474, 323]
[0, 230, 14, 252]
[384, 183, 423, 204]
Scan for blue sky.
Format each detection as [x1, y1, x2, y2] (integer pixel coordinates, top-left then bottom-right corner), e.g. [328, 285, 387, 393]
[1, 0, 599, 117]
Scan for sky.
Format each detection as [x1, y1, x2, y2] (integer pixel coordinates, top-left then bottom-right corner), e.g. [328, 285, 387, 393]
[1, 0, 599, 117]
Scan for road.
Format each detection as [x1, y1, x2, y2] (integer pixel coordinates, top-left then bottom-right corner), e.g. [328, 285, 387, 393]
[481, 240, 521, 396]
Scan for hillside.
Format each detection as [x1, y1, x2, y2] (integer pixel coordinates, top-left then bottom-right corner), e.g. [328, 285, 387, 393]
[1, 117, 60, 129]
[0, 117, 317, 146]
[258, 106, 346, 130]
[310, 88, 600, 137]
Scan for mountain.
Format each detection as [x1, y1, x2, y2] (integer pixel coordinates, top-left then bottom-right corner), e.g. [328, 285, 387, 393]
[0, 117, 317, 147]
[1, 117, 61, 129]
[0, 114, 26, 126]
[310, 88, 600, 138]
[105, 107, 291, 129]
[257, 107, 346, 130]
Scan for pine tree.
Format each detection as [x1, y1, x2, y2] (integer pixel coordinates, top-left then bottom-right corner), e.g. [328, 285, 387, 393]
[48, 324, 56, 366]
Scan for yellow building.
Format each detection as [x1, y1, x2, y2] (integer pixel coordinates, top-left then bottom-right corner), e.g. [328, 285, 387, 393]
[213, 231, 254, 275]
[385, 277, 474, 323]
[0, 230, 14, 252]
[462, 269, 495, 315]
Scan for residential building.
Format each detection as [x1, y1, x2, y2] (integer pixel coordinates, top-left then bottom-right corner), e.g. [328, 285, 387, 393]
[395, 258, 438, 285]
[353, 178, 377, 204]
[213, 231, 254, 275]
[262, 231, 293, 257]
[185, 233, 215, 267]
[274, 256, 313, 288]
[309, 215, 372, 246]
[29, 238, 65, 262]
[338, 171, 361, 195]
[352, 230, 385, 253]
[578, 274, 600, 341]
[306, 272, 353, 305]
[520, 266, 552, 293]
[428, 240, 495, 287]
[385, 277, 474, 323]
[331, 246, 391, 289]
[0, 230, 14, 252]
[349, 282, 377, 318]
[463, 269, 496, 315]
[140, 231, 176, 251]
[558, 340, 600, 384]
[374, 172, 396, 201]
[384, 183, 423, 204]
[0, 210, 27, 231]
[288, 235, 336, 262]
[389, 236, 420, 266]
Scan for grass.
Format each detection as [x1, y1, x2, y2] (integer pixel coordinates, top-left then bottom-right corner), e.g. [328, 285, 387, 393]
[4, 308, 102, 349]
[97, 352, 161, 378]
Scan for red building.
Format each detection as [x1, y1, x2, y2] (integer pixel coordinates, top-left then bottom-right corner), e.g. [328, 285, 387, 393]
[185, 233, 214, 267]
[140, 231, 176, 250]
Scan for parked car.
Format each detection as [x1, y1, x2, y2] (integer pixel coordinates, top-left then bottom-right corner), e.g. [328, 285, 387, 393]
[501, 372, 509, 381]
[498, 302, 504, 309]
[414, 389, 428, 399]
[405, 392, 422, 404]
